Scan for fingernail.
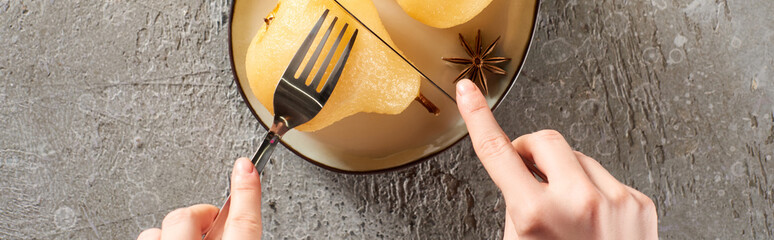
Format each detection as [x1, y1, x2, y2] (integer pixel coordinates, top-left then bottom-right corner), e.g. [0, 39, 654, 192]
[235, 158, 254, 175]
[456, 79, 475, 96]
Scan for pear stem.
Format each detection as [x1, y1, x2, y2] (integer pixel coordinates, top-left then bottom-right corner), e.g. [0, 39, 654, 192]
[415, 92, 440, 116]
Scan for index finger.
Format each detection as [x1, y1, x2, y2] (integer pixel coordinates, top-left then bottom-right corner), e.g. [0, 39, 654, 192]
[456, 79, 540, 198]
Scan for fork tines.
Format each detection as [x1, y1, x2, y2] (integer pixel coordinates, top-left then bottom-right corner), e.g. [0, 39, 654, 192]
[284, 9, 358, 100]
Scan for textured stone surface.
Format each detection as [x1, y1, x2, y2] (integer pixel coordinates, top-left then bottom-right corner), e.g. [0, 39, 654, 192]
[1, 0, 773, 239]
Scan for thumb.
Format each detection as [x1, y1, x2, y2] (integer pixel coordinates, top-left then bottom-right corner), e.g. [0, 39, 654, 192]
[223, 158, 262, 239]
[456, 79, 538, 199]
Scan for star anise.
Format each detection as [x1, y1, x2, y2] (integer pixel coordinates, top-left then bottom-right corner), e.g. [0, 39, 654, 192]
[443, 30, 511, 95]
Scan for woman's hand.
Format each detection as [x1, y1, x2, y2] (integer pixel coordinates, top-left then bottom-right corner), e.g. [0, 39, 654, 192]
[456, 79, 658, 239]
[137, 158, 263, 240]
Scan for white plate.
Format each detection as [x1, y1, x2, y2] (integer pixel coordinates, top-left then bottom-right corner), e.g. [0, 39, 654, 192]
[229, 0, 539, 173]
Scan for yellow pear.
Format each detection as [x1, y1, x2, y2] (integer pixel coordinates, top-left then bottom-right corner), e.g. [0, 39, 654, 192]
[245, 0, 421, 132]
[396, 0, 494, 28]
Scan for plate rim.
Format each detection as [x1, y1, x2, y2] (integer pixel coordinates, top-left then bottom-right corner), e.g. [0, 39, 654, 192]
[228, 0, 542, 174]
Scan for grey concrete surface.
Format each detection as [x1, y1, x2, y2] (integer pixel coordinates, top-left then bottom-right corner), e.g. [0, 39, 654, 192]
[1, 0, 773, 239]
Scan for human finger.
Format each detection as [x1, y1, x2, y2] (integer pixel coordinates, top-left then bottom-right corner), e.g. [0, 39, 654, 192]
[223, 158, 263, 239]
[512, 130, 589, 187]
[625, 186, 659, 238]
[160, 204, 219, 240]
[625, 186, 657, 211]
[456, 79, 540, 197]
[137, 228, 160, 240]
[574, 152, 631, 205]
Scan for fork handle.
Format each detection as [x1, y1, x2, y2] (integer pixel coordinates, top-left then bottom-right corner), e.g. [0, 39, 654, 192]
[202, 122, 288, 239]
[254, 120, 289, 172]
[254, 130, 281, 173]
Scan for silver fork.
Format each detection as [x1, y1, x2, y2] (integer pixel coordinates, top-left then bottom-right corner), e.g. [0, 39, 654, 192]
[203, 9, 357, 239]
